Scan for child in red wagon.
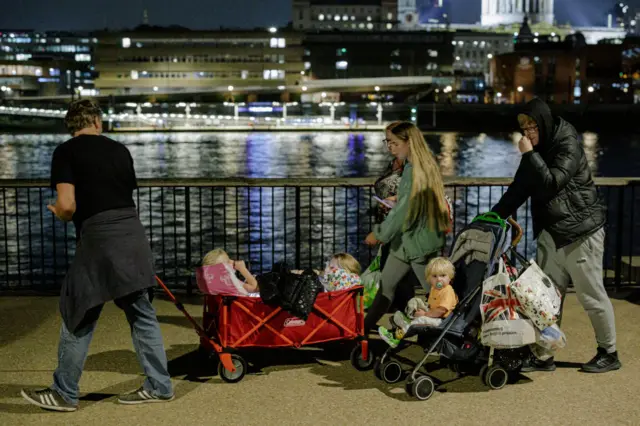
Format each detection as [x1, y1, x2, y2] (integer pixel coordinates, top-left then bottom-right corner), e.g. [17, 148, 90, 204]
[379, 257, 458, 348]
[202, 249, 259, 294]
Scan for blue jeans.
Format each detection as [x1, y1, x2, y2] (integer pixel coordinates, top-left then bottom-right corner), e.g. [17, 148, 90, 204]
[51, 291, 173, 405]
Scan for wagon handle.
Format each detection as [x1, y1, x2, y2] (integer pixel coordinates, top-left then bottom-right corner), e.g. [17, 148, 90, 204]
[508, 217, 523, 248]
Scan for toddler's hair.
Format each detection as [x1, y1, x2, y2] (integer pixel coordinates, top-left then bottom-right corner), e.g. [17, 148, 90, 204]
[426, 257, 455, 280]
[202, 248, 229, 266]
[331, 253, 361, 275]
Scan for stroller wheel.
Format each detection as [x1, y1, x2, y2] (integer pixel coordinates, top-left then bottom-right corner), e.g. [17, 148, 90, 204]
[373, 358, 383, 380]
[218, 354, 247, 383]
[381, 361, 403, 384]
[350, 344, 375, 371]
[479, 364, 489, 386]
[411, 375, 436, 401]
[485, 365, 509, 390]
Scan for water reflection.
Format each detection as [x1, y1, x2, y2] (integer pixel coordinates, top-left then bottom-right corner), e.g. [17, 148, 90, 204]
[0, 131, 637, 287]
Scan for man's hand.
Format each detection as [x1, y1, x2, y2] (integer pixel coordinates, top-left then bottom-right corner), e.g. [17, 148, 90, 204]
[47, 202, 74, 222]
[519, 136, 533, 154]
[364, 232, 380, 246]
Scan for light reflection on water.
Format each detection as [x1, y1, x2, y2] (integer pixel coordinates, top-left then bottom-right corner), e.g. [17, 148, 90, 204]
[0, 131, 637, 288]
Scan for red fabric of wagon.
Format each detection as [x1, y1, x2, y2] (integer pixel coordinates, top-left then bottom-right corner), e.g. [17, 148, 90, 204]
[203, 287, 363, 348]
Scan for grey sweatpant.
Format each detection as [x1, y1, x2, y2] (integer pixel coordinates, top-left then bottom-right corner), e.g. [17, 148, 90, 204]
[379, 254, 430, 299]
[537, 228, 617, 354]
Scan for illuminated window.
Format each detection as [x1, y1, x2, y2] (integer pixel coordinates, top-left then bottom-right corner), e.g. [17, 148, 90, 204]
[131, 70, 139, 80]
[122, 37, 131, 48]
[75, 53, 91, 62]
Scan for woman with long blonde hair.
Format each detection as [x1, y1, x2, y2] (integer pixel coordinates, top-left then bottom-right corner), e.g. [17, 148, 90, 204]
[364, 121, 450, 336]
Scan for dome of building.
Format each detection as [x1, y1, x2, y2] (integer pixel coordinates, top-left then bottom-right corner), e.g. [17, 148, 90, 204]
[481, 0, 554, 27]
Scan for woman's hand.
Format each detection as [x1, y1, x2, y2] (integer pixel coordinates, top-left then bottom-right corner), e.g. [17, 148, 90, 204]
[364, 232, 380, 246]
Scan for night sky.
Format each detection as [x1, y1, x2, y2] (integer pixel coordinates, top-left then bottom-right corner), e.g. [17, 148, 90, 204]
[0, 0, 637, 31]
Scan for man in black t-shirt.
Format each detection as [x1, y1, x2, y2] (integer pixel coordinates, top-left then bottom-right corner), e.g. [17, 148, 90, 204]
[21, 99, 174, 412]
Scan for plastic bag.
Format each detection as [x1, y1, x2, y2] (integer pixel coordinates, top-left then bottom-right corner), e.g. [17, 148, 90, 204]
[510, 260, 562, 330]
[535, 324, 567, 351]
[360, 247, 382, 310]
[480, 258, 536, 349]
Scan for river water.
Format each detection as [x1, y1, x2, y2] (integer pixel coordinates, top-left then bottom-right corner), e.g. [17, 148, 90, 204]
[0, 131, 638, 288]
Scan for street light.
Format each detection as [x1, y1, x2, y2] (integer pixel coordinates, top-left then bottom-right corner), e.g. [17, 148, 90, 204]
[302, 86, 308, 91]
[517, 86, 524, 92]
[374, 86, 380, 91]
[588, 86, 595, 93]
[497, 92, 502, 97]
[487, 53, 493, 59]
[268, 27, 277, 33]
[228, 85, 234, 91]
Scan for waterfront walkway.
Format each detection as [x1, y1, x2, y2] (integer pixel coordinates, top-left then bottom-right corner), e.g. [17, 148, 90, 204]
[1, 291, 639, 426]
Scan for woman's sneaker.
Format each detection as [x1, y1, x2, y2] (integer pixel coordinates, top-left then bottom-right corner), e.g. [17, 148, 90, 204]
[117, 387, 175, 404]
[378, 326, 400, 348]
[20, 388, 78, 412]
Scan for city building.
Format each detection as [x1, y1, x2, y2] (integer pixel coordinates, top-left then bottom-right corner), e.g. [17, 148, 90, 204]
[452, 30, 514, 78]
[303, 30, 453, 79]
[93, 27, 305, 97]
[481, 0, 554, 27]
[489, 34, 633, 104]
[0, 30, 96, 97]
[622, 36, 640, 103]
[292, 0, 398, 31]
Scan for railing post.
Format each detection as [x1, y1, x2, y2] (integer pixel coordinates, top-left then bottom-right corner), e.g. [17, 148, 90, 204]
[295, 186, 301, 270]
[614, 186, 625, 291]
[185, 187, 192, 295]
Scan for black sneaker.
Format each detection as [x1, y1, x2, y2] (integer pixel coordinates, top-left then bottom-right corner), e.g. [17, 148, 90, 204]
[20, 388, 78, 412]
[581, 348, 622, 373]
[520, 356, 556, 372]
[117, 386, 175, 404]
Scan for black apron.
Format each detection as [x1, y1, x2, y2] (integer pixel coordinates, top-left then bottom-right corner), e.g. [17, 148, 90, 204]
[60, 207, 155, 332]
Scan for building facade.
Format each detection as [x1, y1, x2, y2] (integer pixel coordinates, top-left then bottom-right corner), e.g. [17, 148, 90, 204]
[452, 31, 514, 78]
[489, 39, 632, 104]
[481, 0, 554, 27]
[93, 28, 305, 96]
[303, 31, 453, 79]
[0, 30, 96, 97]
[292, 0, 398, 31]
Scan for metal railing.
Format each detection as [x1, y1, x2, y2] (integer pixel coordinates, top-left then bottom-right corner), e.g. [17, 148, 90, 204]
[0, 177, 638, 292]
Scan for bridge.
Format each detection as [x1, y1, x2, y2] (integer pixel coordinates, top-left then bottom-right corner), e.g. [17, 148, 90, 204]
[0, 75, 456, 103]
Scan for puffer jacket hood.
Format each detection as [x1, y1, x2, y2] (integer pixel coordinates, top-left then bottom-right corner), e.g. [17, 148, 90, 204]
[521, 98, 556, 152]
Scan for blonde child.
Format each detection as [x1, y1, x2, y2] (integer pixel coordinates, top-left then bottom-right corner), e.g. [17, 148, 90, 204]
[321, 253, 362, 292]
[202, 248, 258, 293]
[379, 257, 458, 348]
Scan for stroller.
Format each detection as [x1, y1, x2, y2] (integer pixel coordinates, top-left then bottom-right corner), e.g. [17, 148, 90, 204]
[371, 213, 528, 401]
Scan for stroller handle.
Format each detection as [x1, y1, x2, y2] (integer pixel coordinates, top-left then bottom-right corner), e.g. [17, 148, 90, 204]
[507, 217, 523, 248]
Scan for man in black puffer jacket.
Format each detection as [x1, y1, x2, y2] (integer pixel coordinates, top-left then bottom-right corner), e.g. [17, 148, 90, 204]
[492, 98, 620, 374]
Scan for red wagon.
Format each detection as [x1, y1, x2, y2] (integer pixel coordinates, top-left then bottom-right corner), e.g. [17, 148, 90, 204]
[156, 276, 373, 383]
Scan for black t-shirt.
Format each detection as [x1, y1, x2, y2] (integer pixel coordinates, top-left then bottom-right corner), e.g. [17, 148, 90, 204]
[50, 134, 137, 232]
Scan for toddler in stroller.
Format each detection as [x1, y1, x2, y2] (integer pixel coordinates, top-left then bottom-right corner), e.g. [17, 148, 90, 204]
[370, 213, 529, 401]
[378, 257, 458, 347]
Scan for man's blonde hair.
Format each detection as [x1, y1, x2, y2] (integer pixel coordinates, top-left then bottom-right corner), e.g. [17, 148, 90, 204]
[426, 257, 455, 280]
[202, 248, 229, 266]
[64, 99, 102, 135]
[331, 253, 361, 275]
